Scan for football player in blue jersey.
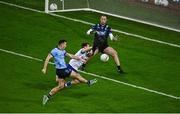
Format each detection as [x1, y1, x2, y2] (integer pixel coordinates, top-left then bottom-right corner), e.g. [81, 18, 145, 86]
[86, 15, 125, 74]
[41, 40, 97, 105]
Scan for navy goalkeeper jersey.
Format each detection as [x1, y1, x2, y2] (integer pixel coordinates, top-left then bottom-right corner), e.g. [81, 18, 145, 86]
[91, 23, 112, 45]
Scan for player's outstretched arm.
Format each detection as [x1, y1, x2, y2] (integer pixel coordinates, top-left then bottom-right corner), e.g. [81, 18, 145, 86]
[109, 33, 118, 41]
[66, 53, 86, 63]
[42, 53, 53, 74]
[86, 29, 98, 35]
[86, 29, 93, 35]
[87, 24, 98, 35]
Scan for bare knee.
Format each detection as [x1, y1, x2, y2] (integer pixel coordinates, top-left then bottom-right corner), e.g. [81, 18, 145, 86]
[111, 50, 118, 58]
[74, 75, 81, 80]
[56, 85, 64, 91]
[74, 75, 87, 83]
[74, 79, 80, 83]
[72, 79, 80, 84]
[57, 83, 64, 90]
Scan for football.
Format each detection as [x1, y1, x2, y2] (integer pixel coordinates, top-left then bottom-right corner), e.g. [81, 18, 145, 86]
[100, 54, 109, 62]
[50, 3, 58, 11]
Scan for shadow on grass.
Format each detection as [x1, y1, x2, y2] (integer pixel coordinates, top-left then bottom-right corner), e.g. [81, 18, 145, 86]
[22, 81, 55, 90]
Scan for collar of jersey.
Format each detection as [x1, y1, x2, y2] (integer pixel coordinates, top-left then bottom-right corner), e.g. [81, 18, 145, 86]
[56, 46, 64, 51]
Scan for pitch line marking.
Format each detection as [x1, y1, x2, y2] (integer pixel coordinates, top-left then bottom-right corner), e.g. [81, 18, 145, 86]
[0, 1, 180, 48]
[0, 48, 179, 100]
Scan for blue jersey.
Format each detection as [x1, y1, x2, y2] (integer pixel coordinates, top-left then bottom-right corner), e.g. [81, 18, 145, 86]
[50, 47, 67, 69]
[91, 24, 112, 45]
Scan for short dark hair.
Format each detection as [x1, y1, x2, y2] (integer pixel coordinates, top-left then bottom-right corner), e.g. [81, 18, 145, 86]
[100, 15, 107, 18]
[81, 42, 89, 48]
[58, 39, 67, 45]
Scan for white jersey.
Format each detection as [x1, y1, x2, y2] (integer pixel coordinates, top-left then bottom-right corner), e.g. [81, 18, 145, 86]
[69, 49, 88, 70]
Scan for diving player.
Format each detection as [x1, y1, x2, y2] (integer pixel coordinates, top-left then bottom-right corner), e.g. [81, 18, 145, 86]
[69, 42, 92, 71]
[64, 42, 93, 86]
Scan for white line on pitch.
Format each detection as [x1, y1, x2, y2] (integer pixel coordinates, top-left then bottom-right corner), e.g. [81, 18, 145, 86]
[0, 1, 180, 48]
[50, 12, 180, 48]
[0, 48, 179, 100]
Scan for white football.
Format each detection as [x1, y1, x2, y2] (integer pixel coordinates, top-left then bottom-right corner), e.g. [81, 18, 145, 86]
[100, 54, 109, 62]
[50, 3, 58, 11]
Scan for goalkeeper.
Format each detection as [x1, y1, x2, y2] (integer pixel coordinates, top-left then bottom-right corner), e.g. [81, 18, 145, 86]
[85, 15, 125, 74]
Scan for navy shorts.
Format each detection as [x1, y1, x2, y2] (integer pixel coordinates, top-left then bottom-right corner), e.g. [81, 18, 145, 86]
[92, 42, 109, 53]
[67, 64, 78, 73]
[56, 68, 72, 79]
[56, 64, 79, 79]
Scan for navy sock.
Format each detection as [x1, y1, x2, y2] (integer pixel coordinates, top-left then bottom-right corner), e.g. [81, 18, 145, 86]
[65, 81, 72, 87]
[117, 66, 124, 71]
[87, 80, 90, 85]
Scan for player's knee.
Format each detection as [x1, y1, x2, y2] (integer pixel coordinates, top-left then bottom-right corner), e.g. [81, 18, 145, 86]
[74, 75, 80, 80]
[75, 75, 84, 82]
[57, 83, 64, 90]
[57, 85, 64, 90]
[111, 51, 118, 57]
[74, 79, 80, 84]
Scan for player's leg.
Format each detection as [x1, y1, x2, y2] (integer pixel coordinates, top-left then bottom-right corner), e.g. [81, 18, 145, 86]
[71, 79, 80, 84]
[48, 78, 65, 96]
[70, 71, 97, 86]
[104, 47, 125, 73]
[65, 64, 81, 86]
[65, 79, 80, 87]
[43, 78, 65, 105]
[70, 71, 87, 83]
[104, 47, 120, 65]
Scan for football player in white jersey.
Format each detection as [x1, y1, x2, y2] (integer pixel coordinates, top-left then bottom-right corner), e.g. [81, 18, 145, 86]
[64, 42, 93, 87]
[68, 42, 92, 71]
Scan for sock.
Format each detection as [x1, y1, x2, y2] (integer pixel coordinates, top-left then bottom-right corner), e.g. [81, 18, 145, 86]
[47, 92, 52, 98]
[87, 80, 90, 85]
[65, 81, 72, 87]
[117, 66, 122, 71]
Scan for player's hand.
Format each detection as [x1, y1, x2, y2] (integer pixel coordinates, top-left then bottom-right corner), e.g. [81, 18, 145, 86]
[42, 68, 47, 74]
[113, 35, 119, 41]
[81, 58, 87, 64]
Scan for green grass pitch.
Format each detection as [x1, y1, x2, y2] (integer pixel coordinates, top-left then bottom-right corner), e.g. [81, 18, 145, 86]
[0, 0, 180, 112]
